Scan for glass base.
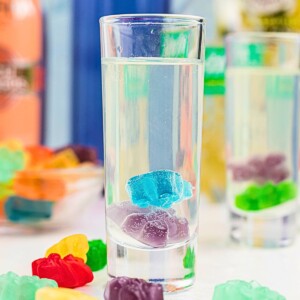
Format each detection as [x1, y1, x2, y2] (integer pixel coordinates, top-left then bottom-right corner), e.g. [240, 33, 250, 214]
[230, 210, 296, 248]
[107, 234, 197, 293]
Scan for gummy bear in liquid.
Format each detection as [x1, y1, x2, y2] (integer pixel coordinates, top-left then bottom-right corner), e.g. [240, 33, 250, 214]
[102, 57, 203, 292]
[226, 67, 300, 247]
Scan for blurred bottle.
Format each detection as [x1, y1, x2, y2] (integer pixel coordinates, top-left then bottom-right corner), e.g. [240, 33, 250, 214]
[201, 46, 226, 202]
[41, 0, 72, 148]
[0, 0, 42, 145]
[72, 0, 170, 161]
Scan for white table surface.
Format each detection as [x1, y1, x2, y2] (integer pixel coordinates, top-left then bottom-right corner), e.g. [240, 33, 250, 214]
[1, 199, 299, 299]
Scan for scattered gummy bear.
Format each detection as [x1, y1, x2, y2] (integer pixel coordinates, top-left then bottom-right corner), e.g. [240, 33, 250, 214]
[126, 170, 192, 208]
[235, 181, 297, 211]
[32, 253, 94, 288]
[26, 145, 53, 168]
[0, 271, 57, 300]
[43, 149, 80, 169]
[183, 246, 195, 279]
[56, 145, 98, 164]
[86, 239, 107, 272]
[45, 234, 89, 262]
[0, 145, 26, 183]
[4, 196, 53, 223]
[14, 171, 66, 201]
[36, 287, 97, 300]
[104, 276, 164, 300]
[212, 280, 286, 300]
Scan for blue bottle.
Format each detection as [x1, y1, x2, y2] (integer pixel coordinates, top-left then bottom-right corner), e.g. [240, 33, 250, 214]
[72, 0, 169, 161]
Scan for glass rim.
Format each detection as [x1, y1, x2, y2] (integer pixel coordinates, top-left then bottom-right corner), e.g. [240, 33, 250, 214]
[226, 31, 300, 43]
[100, 14, 205, 26]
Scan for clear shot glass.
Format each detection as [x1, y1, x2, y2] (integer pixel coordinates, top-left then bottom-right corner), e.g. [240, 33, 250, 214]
[100, 14, 205, 291]
[225, 32, 300, 247]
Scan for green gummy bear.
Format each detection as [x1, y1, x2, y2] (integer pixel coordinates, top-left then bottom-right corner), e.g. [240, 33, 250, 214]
[0, 181, 14, 200]
[86, 239, 107, 272]
[277, 181, 297, 204]
[0, 147, 26, 183]
[212, 280, 286, 300]
[235, 181, 297, 212]
[0, 272, 57, 300]
[183, 246, 195, 279]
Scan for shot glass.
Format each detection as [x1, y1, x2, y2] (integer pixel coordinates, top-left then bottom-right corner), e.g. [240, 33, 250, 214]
[100, 14, 205, 291]
[225, 32, 300, 247]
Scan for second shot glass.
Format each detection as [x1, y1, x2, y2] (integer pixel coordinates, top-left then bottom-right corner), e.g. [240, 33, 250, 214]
[225, 32, 300, 247]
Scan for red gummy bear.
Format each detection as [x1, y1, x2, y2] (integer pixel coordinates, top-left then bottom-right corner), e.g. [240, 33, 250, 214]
[32, 253, 94, 288]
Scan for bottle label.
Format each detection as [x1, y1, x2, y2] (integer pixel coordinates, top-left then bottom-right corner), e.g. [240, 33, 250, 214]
[0, 63, 34, 96]
[204, 47, 225, 96]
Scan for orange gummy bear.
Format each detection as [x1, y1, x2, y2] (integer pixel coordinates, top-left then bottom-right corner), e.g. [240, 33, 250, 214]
[14, 171, 66, 201]
[26, 145, 53, 167]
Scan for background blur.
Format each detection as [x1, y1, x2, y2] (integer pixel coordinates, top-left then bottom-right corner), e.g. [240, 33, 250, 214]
[2, 0, 300, 203]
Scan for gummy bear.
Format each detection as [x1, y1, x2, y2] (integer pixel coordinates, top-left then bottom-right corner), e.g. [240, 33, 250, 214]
[26, 145, 53, 168]
[32, 253, 94, 288]
[36, 287, 97, 300]
[212, 280, 286, 300]
[4, 196, 53, 223]
[108, 202, 188, 247]
[104, 277, 164, 300]
[235, 181, 297, 212]
[0, 145, 26, 183]
[0, 271, 57, 300]
[126, 170, 192, 208]
[183, 246, 195, 279]
[43, 149, 80, 169]
[45, 234, 89, 262]
[14, 171, 66, 201]
[56, 145, 98, 164]
[86, 239, 107, 272]
[0, 181, 14, 200]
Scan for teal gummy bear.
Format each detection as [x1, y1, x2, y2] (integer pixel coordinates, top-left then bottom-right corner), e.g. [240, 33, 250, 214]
[0, 271, 57, 300]
[0, 147, 26, 183]
[86, 239, 107, 272]
[213, 280, 286, 300]
[4, 196, 53, 223]
[126, 170, 192, 208]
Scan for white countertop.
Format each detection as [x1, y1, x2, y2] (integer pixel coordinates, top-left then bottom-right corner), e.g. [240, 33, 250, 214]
[1, 199, 299, 299]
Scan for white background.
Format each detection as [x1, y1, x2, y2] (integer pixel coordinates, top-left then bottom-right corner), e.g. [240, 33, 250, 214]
[1, 199, 299, 299]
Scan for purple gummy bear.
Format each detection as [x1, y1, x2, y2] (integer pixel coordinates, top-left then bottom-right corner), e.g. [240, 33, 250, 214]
[264, 153, 285, 168]
[107, 201, 152, 226]
[140, 220, 168, 247]
[122, 213, 148, 240]
[165, 216, 189, 243]
[120, 207, 189, 247]
[248, 157, 267, 178]
[268, 168, 289, 184]
[231, 165, 252, 181]
[104, 277, 164, 300]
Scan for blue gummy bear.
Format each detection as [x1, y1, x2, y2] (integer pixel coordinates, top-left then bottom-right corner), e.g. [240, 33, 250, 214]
[4, 196, 53, 223]
[126, 170, 192, 208]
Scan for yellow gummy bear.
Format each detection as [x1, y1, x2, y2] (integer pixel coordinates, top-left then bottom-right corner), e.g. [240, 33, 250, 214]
[35, 287, 97, 300]
[45, 234, 89, 262]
